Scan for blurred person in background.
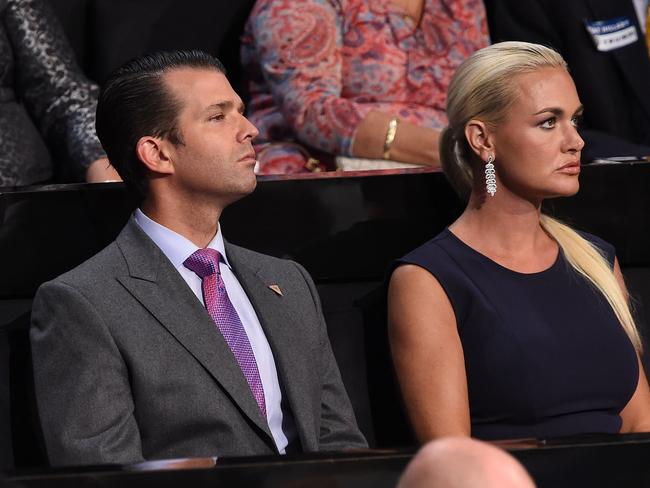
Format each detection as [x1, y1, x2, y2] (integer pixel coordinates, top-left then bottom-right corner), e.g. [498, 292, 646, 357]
[0, 0, 119, 187]
[241, 0, 489, 174]
[485, 0, 650, 161]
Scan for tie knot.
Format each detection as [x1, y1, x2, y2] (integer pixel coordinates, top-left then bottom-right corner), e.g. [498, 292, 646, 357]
[183, 248, 222, 278]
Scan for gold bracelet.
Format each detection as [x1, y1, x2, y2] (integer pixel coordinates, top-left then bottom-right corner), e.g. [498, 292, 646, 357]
[383, 117, 399, 160]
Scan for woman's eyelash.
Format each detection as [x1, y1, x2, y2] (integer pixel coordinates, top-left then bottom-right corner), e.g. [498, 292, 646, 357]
[539, 117, 556, 128]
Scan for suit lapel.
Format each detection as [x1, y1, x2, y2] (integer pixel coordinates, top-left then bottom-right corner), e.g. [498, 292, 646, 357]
[226, 243, 317, 451]
[114, 221, 274, 444]
[585, 0, 650, 121]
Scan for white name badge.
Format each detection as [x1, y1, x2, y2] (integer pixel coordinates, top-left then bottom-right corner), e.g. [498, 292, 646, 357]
[584, 17, 638, 52]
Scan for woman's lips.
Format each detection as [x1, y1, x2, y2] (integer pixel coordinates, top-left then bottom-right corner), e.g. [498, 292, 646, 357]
[557, 161, 580, 175]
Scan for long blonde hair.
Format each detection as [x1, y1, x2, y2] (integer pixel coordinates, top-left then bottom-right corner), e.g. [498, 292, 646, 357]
[440, 41, 642, 351]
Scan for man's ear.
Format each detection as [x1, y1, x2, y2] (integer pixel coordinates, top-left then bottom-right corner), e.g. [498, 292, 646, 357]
[135, 136, 175, 175]
[464, 119, 495, 162]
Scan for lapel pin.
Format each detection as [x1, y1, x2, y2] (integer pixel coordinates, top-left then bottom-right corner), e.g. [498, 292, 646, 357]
[268, 284, 283, 296]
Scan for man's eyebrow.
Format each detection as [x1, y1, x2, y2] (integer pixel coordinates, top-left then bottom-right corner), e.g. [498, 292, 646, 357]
[204, 101, 246, 113]
[204, 101, 233, 112]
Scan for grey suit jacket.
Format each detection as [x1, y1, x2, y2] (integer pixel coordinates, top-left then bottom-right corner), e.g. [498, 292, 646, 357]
[30, 220, 366, 466]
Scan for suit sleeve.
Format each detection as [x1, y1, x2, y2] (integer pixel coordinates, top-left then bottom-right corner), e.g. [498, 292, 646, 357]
[30, 280, 144, 466]
[484, 0, 563, 50]
[577, 129, 650, 161]
[291, 262, 368, 450]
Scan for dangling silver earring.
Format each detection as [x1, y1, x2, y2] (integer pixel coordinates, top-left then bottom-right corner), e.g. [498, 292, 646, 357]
[485, 155, 497, 196]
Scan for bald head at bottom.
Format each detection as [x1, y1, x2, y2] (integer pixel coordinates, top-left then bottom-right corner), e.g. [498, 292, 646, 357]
[398, 437, 535, 488]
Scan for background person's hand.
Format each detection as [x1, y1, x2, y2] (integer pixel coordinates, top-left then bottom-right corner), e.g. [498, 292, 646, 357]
[85, 158, 122, 183]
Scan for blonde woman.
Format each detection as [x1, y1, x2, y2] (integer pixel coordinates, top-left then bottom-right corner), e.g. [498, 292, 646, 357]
[388, 42, 650, 442]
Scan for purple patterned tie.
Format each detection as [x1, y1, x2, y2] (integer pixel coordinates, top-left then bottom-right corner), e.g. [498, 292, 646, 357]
[184, 248, 267, 418]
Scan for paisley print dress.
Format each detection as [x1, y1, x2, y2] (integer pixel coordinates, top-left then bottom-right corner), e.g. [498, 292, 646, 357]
[241, 0, 489, 174]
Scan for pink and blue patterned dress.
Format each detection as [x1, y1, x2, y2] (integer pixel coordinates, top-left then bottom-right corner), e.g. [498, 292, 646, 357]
[241, 0, 489, 174]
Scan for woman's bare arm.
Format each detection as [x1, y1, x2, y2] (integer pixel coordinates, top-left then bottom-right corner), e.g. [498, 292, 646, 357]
[388, 264, 470, 442]
[613, 258, 650, 432]
[352, 110, 440, 166]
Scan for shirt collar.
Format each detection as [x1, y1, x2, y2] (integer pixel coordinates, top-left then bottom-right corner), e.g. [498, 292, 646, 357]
[133, 208, 231, 270]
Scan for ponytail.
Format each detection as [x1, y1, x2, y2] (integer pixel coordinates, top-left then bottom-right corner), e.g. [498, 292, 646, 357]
[540, 215, 642, 351]
[439, 127, 473, 201]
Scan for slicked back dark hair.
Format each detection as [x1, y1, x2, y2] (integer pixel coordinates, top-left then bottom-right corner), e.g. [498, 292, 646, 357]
[96, 50, 226, 200]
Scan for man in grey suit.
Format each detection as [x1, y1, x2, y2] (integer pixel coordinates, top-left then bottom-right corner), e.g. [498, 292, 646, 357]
[30, 50, 367, 466]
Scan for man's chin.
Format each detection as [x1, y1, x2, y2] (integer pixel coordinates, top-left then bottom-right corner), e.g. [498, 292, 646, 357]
[245, 177, 258, 195]
[225, 177, 257, 204]
[244, 171, 258, 192]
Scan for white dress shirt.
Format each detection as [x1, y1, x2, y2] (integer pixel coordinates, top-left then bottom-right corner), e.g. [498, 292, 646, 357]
[134, 209, 296, 453]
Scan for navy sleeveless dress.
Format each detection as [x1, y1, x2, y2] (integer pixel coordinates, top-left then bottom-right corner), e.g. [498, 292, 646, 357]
[395, 228, 639, 440]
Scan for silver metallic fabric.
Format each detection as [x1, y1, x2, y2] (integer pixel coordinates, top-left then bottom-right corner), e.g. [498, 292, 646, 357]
[0, 0, 104, 186]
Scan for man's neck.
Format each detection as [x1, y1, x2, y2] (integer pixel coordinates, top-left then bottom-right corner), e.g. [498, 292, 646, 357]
[140, 199, 222, 249]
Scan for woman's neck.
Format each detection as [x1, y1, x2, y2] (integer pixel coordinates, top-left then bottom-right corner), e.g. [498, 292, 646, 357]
[449, 189, 557, 269]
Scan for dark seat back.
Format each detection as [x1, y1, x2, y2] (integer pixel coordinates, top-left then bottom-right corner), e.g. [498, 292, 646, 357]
[0, 300, 47, 469]
[8, 164, 648, 461]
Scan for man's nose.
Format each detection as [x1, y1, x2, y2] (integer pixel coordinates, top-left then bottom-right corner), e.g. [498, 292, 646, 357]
[239, 113, 259, 141]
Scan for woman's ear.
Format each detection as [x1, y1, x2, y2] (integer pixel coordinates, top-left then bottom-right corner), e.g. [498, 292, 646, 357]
[135, 136, 175, 175]
[464, 119, 495, 162]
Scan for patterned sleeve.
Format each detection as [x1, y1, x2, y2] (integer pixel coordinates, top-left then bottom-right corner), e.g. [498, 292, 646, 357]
[248, 0, 371, 156]
[5, 0, 105, 181]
